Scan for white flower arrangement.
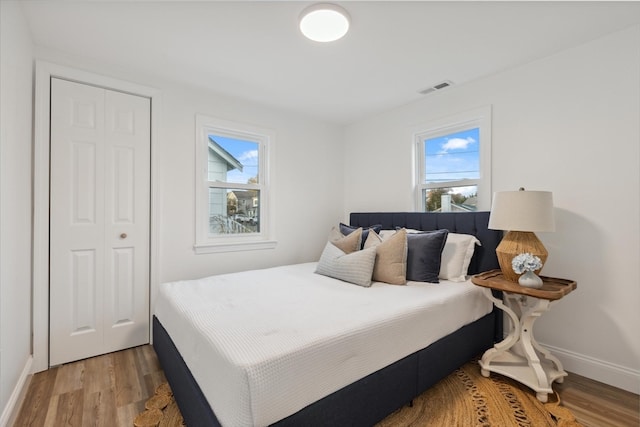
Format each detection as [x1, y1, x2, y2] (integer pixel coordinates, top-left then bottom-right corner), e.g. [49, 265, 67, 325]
[511, 253, 542, 274]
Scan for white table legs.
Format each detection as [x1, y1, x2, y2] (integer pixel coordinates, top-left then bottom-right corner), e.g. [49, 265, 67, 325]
[478, 288, 567, 402]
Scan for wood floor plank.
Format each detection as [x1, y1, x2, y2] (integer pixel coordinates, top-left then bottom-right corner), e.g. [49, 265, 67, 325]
[113, 349, 145, 407]
[51, 360, 85, 395]
[83, 352, 115, 395]
[116, 400, 146, 427]
[82, 389, 118, 427]
[41, 394, 59, 427]
[555, 373, 639, 427]
[134, 344, 162, 376]
[14, 366, 58, 427]
[51, 389, 84, 426]
[132, 346, 154, 401]
[144, 370, 168, 398]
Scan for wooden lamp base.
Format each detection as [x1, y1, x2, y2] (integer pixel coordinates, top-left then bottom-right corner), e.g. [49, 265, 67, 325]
[496, 231, 548, 282]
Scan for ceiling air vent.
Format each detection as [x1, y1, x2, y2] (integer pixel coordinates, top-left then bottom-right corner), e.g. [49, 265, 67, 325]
[418, 80, 453, 95]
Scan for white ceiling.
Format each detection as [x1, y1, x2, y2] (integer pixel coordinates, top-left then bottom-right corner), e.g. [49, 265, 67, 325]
[20, 1, 640, 125]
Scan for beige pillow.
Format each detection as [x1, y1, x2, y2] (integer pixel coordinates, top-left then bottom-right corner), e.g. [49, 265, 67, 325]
[364, 228, 408, 285]
[438, 233, 481, 282]
[328, 226, 362, 254]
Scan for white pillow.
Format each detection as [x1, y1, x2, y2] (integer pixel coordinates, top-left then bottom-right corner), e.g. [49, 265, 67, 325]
[315, 242, 377, 287]
[438, 233, 481, 282]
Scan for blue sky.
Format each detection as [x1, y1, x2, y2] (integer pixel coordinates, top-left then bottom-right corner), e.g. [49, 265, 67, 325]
[424, 127, 479, 183]
[209, 134, 259, 184]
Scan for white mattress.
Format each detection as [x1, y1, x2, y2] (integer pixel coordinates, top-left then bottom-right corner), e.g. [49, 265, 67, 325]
[154, 262, 492, 427]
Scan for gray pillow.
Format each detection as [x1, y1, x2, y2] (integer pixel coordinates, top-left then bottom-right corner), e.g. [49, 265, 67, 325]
[406, 229, 449, 283]
[315, 242, 376, 287]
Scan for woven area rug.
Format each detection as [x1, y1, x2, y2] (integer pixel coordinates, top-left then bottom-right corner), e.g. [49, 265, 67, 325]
[134, 361, 582, 426]
[377, 361, 582, 427]
[133, 383, 185, 427]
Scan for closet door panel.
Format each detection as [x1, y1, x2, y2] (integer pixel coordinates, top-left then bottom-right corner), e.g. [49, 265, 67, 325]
[49, 78, 150, 365]
[50, 78, 105, 365]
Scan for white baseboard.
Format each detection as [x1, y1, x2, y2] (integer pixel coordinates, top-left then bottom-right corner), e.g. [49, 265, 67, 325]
[0, 355, 33, 427]
[542, 342, 640, 395]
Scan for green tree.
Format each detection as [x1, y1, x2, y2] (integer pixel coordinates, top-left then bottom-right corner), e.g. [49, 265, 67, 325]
[451, 193, 467, 205]
[426, 188, 450, 211]
[226, 193, 237, 215]
[247, 176, 259, 199]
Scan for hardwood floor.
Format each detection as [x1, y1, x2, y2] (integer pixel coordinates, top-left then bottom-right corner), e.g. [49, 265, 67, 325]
[13, 345, 640, 426]
[13, 346, 166, 427]
[554, 373, 640, 427]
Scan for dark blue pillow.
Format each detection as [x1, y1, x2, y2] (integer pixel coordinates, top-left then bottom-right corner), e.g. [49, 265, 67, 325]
[340, 223, 382, 249]
[406, 229, 449, 283]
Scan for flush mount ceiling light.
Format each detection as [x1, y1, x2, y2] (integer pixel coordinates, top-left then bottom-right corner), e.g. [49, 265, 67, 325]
[299, 3, 350, 42]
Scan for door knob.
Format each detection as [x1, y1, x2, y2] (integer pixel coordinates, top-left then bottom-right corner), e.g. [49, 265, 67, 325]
[120, 233, 127, 239]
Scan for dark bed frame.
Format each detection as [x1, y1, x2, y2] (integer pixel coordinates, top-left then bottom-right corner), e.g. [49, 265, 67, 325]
[153, 211, 503, 426]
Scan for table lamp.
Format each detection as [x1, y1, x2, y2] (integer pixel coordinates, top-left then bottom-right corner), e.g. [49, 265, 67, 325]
[488, 188, 555, 282]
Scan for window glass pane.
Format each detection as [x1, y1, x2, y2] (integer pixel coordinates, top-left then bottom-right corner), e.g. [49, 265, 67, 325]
[422, 185, 478, 212]
[207, 134, 259, 185]
[209, 188, 260, 235]
[424, 128, 479, 183]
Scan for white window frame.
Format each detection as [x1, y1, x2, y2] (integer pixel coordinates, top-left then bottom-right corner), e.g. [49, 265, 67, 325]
[194, 114, 276, 253]
[414, 106, 492, 212]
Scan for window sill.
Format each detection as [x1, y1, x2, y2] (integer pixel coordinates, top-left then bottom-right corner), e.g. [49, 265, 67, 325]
[194, 239, 278, 254]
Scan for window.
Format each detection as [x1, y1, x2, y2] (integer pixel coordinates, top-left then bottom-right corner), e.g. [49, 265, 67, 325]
[195, 115, 275, 253]
[415, 107, 492, 212]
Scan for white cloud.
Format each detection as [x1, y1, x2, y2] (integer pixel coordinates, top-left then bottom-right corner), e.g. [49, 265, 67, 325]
[440, 137, 476, 153]
[237, 150, 258, 163]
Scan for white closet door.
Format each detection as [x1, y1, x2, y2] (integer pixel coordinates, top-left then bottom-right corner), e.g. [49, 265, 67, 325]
[49, 78, 150, 366]
[102, 89, 150, 354]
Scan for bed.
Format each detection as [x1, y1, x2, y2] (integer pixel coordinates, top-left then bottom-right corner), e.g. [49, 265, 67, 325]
[153, 211, 503, 426]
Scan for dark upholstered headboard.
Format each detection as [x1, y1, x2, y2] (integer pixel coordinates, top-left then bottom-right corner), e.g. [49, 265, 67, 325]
[349, 211, 501, 275]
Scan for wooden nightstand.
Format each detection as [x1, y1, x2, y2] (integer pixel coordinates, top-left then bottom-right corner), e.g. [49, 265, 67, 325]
[472, 269, 577, 402]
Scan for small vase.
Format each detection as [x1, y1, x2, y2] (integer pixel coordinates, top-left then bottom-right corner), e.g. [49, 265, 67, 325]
[518, 270, 543, 288]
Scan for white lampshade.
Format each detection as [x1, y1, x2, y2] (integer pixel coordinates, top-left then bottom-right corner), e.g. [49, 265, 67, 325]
[488, 189, 555, 232]
[299, 3, 350, 42]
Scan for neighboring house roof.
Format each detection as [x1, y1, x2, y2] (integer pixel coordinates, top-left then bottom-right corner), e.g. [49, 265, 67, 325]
[208, 136, 243, 172]
[463, 196, 478, 206]
[433, 203, 476, 213]
[231, 190, 256, 202]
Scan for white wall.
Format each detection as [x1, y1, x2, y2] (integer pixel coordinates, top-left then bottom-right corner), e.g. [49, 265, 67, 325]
[0, 1, 34, 423]
[344, 25, 640, 393]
